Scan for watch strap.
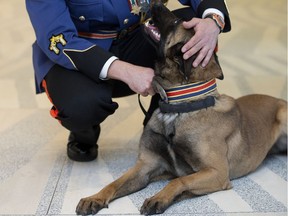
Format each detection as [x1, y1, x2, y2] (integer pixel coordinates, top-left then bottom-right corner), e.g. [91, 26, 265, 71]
[205, 13, 225, 33]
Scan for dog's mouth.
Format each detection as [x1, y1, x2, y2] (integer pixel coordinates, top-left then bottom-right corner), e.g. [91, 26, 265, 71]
[144, 19, 161, 43]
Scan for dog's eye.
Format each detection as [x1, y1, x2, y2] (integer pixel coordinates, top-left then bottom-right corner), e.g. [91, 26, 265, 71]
[169, 42, 184, 57]
[173, 56, 181, 65]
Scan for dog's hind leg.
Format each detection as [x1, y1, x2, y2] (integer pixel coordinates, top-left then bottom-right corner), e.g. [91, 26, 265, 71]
[76, 155, 164, 215]
[270, 134, 287, 154]
[269, 99, 287, 155]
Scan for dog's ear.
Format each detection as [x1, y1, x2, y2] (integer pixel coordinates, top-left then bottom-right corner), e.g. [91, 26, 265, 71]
[212, 53, 224, 80]
[167, 42, 194, 80]
[189, 52, 224, 81]
[167, 43, 224, 82]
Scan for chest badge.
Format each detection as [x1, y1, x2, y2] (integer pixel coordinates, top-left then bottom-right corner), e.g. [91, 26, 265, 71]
[128, 0, 150, 23]
[49, 34, 67, 55]
[131, 4, 142, 15]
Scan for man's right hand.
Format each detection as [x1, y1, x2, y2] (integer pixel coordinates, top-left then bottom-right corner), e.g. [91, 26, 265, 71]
[107, 60, 155, 97]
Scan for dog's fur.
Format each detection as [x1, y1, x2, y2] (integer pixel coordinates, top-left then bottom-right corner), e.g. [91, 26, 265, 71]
[76, 1, 287, 215]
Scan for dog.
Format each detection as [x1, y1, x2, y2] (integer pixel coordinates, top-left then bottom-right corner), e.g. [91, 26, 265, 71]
[76, 1, 287, 215]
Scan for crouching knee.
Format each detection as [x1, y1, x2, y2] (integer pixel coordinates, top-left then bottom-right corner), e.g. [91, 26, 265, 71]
[50, 96, 119, 132]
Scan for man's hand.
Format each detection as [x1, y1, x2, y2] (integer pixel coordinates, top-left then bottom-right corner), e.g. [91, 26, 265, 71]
[107, 60, 155, 97]
[181, 17, 220, 68]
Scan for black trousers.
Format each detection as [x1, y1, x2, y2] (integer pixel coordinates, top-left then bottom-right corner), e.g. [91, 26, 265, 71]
[43, 8, 195, 132]
[44, 27, 158, 132]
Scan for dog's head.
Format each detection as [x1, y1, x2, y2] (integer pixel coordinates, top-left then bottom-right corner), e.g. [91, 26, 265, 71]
[145, 0, 223, 88]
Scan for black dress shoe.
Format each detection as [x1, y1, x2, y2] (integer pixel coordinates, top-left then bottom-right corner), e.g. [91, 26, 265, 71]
[67, 126, 100, 162]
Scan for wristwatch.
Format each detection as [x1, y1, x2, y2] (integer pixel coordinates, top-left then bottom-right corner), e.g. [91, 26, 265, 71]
[205, 13, 225, 33]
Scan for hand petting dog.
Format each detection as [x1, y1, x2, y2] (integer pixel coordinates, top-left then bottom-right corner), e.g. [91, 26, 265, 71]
[182, 17, 220, 68]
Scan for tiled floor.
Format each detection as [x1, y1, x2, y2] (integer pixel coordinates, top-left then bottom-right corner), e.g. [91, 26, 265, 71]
[0, 0, 287, 215]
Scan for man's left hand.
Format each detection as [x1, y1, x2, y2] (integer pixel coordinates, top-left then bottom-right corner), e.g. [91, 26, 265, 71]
[181, 17, 220, 68]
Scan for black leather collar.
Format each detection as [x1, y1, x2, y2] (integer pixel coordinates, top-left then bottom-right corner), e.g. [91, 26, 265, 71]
[159, 96, 215, 113]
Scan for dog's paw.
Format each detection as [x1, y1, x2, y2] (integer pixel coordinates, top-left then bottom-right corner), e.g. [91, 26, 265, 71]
[140, 197, 168, 215]
[76, 196, 108, 215]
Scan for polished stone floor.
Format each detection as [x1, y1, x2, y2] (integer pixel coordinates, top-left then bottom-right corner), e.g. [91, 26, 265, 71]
[0, 0, 286, 215]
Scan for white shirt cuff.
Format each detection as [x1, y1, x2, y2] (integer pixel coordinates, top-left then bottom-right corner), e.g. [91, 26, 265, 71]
[99, 56, 119, 80]
[202, 8, 224, 19]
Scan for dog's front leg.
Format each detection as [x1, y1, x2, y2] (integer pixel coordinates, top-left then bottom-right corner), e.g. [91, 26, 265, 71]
[76, 158, 161, 215]
[140, 168, 232, 215]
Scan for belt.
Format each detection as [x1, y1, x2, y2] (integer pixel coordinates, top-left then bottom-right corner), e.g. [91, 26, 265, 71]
[78, 23, 140, 40]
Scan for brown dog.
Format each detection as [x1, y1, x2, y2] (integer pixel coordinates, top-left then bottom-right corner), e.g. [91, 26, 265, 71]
[76, 1, 287, 215]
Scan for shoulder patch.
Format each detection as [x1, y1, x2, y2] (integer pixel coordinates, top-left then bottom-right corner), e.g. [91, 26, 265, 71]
[49, 34, 67, 55]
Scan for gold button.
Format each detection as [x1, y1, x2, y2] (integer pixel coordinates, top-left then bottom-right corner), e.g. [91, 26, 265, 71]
[79, 16, 86, 21]
[123, 18, 129, 25]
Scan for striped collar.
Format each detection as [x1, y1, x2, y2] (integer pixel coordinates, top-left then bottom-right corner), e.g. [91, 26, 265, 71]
[152, 79, 217, 113]
[165, 79, 217, 103]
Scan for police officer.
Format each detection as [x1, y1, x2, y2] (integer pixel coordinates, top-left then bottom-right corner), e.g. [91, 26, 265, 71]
[26, 0, 231, 162]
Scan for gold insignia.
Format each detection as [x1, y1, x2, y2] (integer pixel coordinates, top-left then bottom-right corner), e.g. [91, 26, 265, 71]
[49, 34, 67, 55]
[131, 5, 142, 15]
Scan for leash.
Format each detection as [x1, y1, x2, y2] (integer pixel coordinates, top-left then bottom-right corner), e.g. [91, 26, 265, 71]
[138, 94, 149, 117]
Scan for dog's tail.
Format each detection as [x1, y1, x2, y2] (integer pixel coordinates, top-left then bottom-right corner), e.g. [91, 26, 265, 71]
[269, 99, 287, 155]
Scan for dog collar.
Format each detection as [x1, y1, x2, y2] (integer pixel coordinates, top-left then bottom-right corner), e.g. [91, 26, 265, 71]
[153, 79, 217, 113]
[154, 79, 217, 104]
[166, 79, 217, 103]
[159, 96, 215, 113]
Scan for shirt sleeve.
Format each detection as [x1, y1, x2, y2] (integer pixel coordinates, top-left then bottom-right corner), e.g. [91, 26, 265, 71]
[99, 56, 119, 80]
[26, 0, 114, 82]
[202, 8, 224, 19]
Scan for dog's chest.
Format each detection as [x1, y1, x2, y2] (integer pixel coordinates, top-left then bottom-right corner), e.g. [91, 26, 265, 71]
[156, 111, 194, 176]
[156, 111, 178, 137]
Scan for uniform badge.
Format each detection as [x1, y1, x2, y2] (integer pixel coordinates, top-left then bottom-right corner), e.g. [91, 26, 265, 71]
[128, 0, 169, 23]
[131, 5, 142, 15]
[128, 0, 150, 23]
[49, 34, 67, 55]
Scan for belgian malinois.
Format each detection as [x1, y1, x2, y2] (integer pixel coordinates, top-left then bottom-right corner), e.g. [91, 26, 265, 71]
[76, 1, 287, 215]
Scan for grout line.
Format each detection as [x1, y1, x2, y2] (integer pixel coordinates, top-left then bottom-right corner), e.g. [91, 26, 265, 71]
[35, 154, 67, 215]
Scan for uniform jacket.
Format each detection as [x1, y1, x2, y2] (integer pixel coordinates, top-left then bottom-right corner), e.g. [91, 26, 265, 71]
[26, 0, 231, 93]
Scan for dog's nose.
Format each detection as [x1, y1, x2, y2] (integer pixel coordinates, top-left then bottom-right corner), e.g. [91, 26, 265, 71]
[151, 0, 162, 4]
[151, 1, 164, 13]
[151, 0, 163, 8]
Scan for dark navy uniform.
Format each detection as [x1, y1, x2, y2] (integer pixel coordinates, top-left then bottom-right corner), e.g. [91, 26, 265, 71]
[26, 0, 230, 94]
[26, 0, 231, 161]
